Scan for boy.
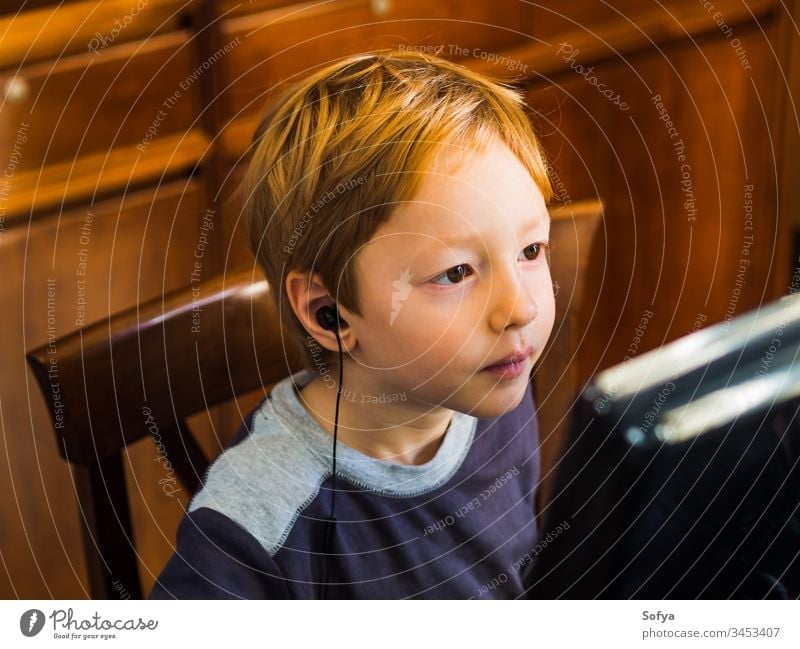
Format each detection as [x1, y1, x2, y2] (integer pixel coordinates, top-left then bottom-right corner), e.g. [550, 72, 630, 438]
[150, 49, 555, 599]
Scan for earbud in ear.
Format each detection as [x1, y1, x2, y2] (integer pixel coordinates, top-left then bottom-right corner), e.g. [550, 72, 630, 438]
[316, 305, 347, 332]
[315, 303, 347, 600]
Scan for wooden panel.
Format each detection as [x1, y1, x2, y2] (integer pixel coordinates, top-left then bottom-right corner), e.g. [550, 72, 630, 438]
[218, 0, 527, 119]
[217, 161, 256, 271]
[0, 29, 210, 220]
[0, 31, 201, 179]
[217, 0, 776, 161]
[474, 0, 776, 81]
[524, 16, 786, 384]
[3, 130, 210, 223]
[216, 0, 309, 18]
[0, 179, 208, 597]
[774, 0, 800, 233]
[0, 0, 192, 68]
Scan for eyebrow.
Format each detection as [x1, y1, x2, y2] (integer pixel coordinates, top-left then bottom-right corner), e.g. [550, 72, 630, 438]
[431, 216, 547, 248]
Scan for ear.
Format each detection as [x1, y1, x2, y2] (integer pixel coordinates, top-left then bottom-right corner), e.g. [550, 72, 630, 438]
[285, 269, 357, 354]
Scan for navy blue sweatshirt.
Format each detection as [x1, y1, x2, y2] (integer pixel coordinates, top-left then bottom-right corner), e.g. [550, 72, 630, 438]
[149, 368, 541, 599]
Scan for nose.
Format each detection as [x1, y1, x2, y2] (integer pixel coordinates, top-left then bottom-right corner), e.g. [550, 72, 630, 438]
[486, 262, 537, 333]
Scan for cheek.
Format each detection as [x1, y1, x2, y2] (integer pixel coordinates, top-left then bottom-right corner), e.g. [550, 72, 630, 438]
[384, 294, 472, 362]
[394, 302, 458, 348]
[530, 271, 556, 329]
[352, 291, 434, 360]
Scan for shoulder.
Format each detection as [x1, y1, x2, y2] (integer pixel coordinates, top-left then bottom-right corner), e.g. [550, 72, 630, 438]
[149, 507, 292, 599]
[188, 395, 329, 556]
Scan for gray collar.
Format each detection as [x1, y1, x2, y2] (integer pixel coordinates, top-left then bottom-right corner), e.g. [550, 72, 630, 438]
[265, 368, 478, 497]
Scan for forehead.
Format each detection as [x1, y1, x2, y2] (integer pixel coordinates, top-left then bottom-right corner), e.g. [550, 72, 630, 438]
[366, 138, 549, 248]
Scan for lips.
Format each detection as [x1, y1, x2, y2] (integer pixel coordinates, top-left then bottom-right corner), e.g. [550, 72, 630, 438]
[483, 345, 533, 369]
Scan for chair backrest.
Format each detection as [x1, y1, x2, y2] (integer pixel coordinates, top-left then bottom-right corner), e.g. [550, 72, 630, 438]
[26, 272, 306, 598]
[26, 199, 601, 599]
[534, 200, 603, 519]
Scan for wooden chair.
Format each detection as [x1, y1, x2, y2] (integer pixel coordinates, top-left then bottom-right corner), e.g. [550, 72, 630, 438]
[533, 200, 603, 519]
[26, 200, 601, 599]
[26, 272, 306, 598]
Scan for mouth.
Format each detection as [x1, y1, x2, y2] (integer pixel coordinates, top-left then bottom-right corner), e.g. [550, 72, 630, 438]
[481, 345, 534, 379]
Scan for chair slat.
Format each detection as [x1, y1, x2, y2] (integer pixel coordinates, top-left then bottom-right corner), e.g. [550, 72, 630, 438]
[73, 455, 143, 600]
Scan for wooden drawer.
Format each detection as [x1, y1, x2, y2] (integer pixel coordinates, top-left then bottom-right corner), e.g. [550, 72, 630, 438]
[218, 0, 528, 118]
[216, 0, 302, 17]
[0, 31, 201, 176]
[0, 0, 191, 68]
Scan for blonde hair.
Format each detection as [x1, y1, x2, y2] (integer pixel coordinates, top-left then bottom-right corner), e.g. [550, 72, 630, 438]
[236, 49, 552, 370]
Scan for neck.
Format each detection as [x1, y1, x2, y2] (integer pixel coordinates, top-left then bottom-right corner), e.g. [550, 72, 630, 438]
[296, 367, 454, 466]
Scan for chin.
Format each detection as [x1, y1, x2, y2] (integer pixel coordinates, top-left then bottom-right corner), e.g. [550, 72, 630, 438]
[460, 378, 530, 419]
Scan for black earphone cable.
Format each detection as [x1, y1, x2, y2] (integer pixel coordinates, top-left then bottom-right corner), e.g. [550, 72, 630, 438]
[320, 318, 343, 600]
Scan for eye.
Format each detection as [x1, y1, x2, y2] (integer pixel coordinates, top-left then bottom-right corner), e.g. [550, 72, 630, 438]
[521, 242, 545, 261]
[430, 264, 473, 286]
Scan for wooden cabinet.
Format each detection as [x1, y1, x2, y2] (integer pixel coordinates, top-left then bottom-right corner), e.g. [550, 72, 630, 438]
[0, 1, 207, 221]
[1, 0, 797, 598]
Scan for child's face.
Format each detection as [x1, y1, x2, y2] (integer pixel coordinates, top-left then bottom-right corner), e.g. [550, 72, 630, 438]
[347, 136, 555, 418]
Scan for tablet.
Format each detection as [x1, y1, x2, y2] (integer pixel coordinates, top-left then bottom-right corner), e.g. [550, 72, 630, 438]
[522, 294, 800, 598]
